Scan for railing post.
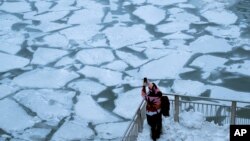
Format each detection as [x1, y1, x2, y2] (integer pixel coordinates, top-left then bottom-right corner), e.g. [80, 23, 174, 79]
[231, 101, 237, 125]
[174, 95, 179, 122]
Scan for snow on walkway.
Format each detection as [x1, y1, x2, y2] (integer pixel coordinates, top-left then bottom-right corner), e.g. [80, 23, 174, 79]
[137, 111, 229, 141]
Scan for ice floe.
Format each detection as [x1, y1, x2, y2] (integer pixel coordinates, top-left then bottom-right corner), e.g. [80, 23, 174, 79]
[116, 51, 147, 68]
[0, 53, 29, 73]
[128, 40, 166, 50]
[0, 33, 24, 54]
[133, 5, 165, 25]
[0, 84, 19, 99]
[144, 48, 170, 60]
[225, 60, 250, 77]
[163, 32, 194, 40]
[190, 55, 228, 72]
[167, 8, 200, 24]
[172, 80, 206, 96]
[205, 26, 241, 39]
[113, 88, 143, 119]
[55, 56, 75, 67]
[14, 89, 75, 122]
[75, 94, 120, 124]
[0, 1, 31, 13]
[42, 33, 69, 48]
[102, 60, 128, 71]
[103, 24, 153, 49]
[31, 48, 68, 65]
[52, 118, 94, 140]
[24, 11, 69, 22]
[0, 98, 36, 132]
[138, 50, 192, 79]
[189, 35, 232, 53]
[78, 66, 123, 86]
[34, 1, 53, 13]
[12, 68, 79, 88]
[76, 48, 115, 65]
[156, 22, 190, 34]
[68, 79, 106, 96]
[95, 121, 130, 140]
[201, 9, 238, 25]
[13, 128, 51, 141]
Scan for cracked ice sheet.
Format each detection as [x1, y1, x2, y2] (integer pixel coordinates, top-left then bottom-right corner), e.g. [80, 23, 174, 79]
[205, 26, 241, 39]
[75, 94, 120, 124]
[0, 53, 29, 73]
[138, 50, 192, 79]
[133, 5, 165, 25]
[172, 80, 206, 96]
[147, 0, 187, 6]
[156, 22, 190, 34]
[102, 60, 128, 71]
[60, 25, 101, 43]
[24, 11, 69, 22]
[12, 68, 79, 88]
[41, 33, 69, 48]
[0, 1, 31, 13]
[167, 8, 200, 24]
[0, 99, 37, 133]
[103, 24, 153, 49]
[34, 1, 53, 13]
[31, 48, 68, 65]
[76, 48, 115, 65]
[95, 121, 131, 140]
[190, 55, 228, 72]
[13, 128, 51, 141]
[68, 79, 106, 96]
[78, 66, 123, 86]
[52, 118, 94, 140]
[201, 9, 237, 25]
[225, 60, 250, 77]
[206, 85, 250, 102]
[113, 88, 142, 119]
[0, 33, 24, 54]
[116, 51, 147, 68]
[189, 35, 232, 53]
[0, 14, 21, 34]
[0, 84, 19, 99]
[163, 32, 194, 40]
[14, 89, 75, 122]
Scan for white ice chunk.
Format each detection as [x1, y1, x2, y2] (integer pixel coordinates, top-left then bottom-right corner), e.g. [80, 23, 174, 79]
[0, 1, 31, 13]
[225, 60, 250, 76]
[156, 22, 190, 34]
[13, 68, 79, 88]
[116, 51, 147, 68]
[0, 53, 29, 73]
[28, 22, 69, 33]
[31, 48, 68, 65]
[14, 89, 75, 122]
[97, 98, 109, 103]
[205, 26, 241, 39]
[133, 5, 165, 25]
[95, 121, 130, 140]
[102, 60, 128, 71]
[207, 85, 250, 102]
[75, 94, 120, 124]
[139, 50, 192, 79]
[14, 128, 51, 141]
[103, 24, 152, 49]
[0, 99, 36, 132]
[55, 56, 74, 67]
[144, 48, 170, 60]
[202, 9, 238, 25]
[180, 111, 204, 129]
[163, 32, 194, 40]
[60, 25, 101, 43]
[0, 14, 21, 34]
[131, 0, 146, 5]
[148, 0, 187, 6]
[52, 119, 94, 140]
[167, 8, 200, 24]
[0, 33, 24, 54]
[189, 35, 232, 53]
[76, 48, 115, 65]
[172, 80, 206, 96]
[0, 84, 19, 99]
[68, 79, 106, 96]
[78, 66, 123, 86]
[113, 88, 142, 119]
[178, 3, 196, 9]
[190, 55, 227, 72]
[42, 33, 69, 48]
[86, 34, 108, 47]
[34, 1, 53, 13]
[128, 40, 166, 49]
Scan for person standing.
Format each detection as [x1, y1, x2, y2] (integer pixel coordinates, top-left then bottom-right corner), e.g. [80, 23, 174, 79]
[141, 77, 162, 141]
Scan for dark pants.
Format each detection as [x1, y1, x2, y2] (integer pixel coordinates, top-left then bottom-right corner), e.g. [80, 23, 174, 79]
[146, 113, 162, 141]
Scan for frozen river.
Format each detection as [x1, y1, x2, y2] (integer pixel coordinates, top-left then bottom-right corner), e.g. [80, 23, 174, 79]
[0, 0, 250, 140]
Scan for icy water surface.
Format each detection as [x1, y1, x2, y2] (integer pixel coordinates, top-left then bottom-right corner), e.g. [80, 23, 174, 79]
[0, 0, 250, 140]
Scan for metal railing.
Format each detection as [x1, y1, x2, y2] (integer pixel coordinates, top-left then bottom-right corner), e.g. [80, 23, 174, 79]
[122, 93, 250, 141]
